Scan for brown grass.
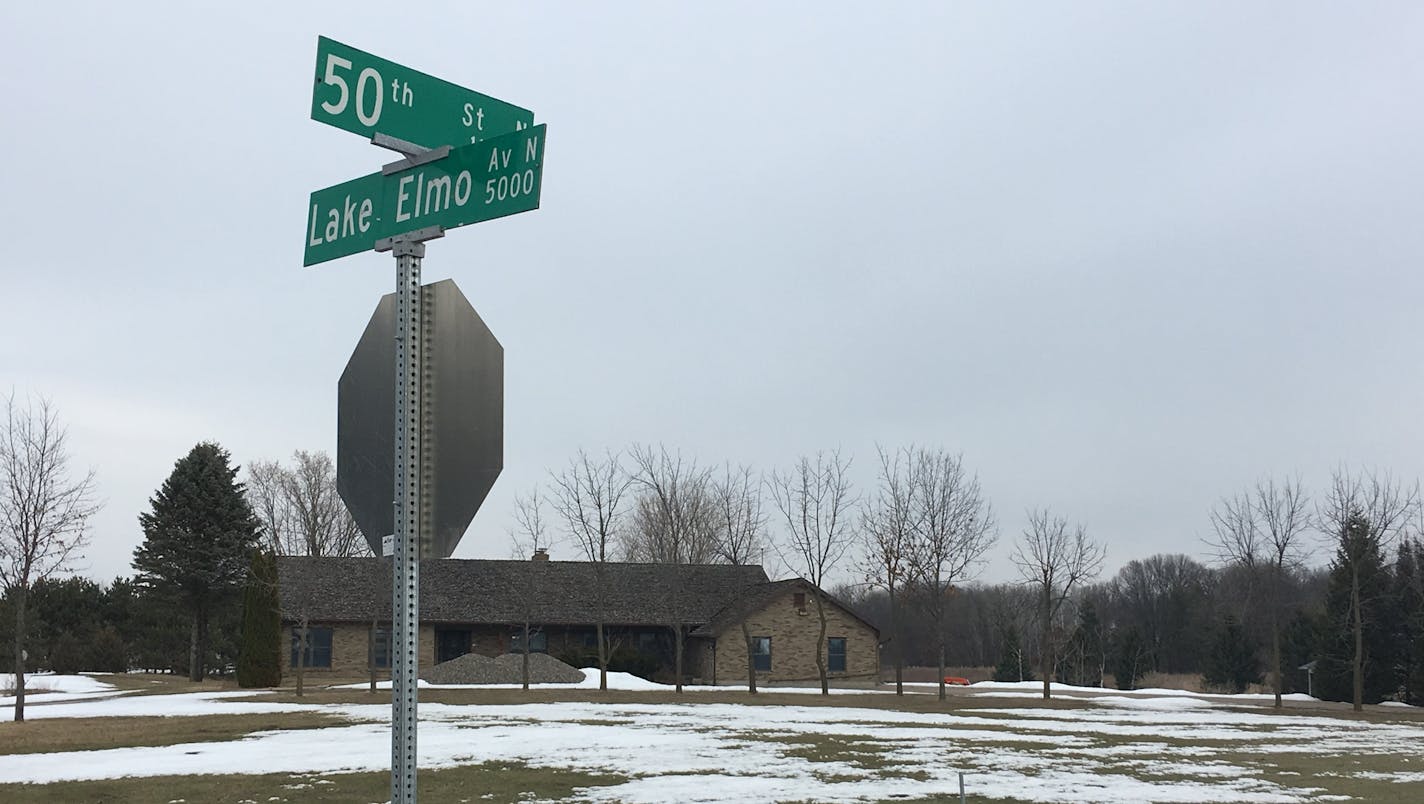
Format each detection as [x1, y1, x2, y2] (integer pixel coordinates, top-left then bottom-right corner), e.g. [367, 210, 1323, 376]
[0, 761, 624, 804]
[0, 712, 345, 755]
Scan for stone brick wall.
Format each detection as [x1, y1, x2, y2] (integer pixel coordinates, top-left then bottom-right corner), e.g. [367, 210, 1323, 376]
[713, 588, 879, 684]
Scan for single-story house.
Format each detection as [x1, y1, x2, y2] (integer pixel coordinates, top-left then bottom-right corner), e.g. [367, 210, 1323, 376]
[275, 552, 879, 685]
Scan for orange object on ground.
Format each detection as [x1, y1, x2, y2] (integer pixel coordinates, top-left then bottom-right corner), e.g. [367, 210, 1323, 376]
[943, 676, 970, 686]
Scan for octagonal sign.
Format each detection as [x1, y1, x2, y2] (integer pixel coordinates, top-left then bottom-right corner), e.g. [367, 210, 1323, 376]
[337, 279, 503, 558]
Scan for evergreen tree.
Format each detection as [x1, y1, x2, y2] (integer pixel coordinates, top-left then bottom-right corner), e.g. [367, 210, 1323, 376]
[1061, 600, 1105, 687]
[237, 550, 282, 688]
[1317, 511, 1396, 705]
[133, 443, 259, 682]
[1279, 608, 1322, 695]
[1392, 538, 1424, 705]
[993, 623, 1033, 682]
[1204, 615, 1263, 693]
[1112, 626, 1149, 690]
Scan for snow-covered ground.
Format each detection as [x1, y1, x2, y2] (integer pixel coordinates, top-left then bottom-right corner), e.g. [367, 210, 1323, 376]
[2, 672, 1422, 802]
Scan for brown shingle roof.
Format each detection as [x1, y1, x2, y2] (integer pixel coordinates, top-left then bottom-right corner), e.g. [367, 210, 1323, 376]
[276, 556, 769, 627]
[691, 578, 882, 638]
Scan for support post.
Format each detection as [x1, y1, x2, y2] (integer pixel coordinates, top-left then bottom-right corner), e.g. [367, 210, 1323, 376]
[391, 234, 425, 804]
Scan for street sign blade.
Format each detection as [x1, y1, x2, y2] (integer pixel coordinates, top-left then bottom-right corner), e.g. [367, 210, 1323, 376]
[312, 36, 533, 149]
[304, 172, 384, 266]
[304, 125, 546, 266]
[380, 124, 546, 240]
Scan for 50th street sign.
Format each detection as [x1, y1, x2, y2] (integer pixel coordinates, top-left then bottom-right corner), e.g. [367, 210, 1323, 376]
[312, 36, 533, 149]
[304, 124, 546, 266]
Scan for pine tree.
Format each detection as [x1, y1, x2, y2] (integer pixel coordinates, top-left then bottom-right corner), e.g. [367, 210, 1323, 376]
[993, 624, 1033, 682]
[1113, 627, 1148, 691]
[1279, 608, 1322, 695]
[133, 443, 259, 682]
[1062, 600, 1105, 687]
[1393, 538, 1424, 705]
[237, 550, 282, 688]
[1317, 511, 1396, 705]
[1204, 615, 1263, 693]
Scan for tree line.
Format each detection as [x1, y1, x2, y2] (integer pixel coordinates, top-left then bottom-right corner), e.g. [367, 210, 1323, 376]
[3, 391, 1421, 714]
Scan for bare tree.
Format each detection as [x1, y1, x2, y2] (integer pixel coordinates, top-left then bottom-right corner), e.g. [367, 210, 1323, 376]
[508, 487, 550, 691]
[710, 463, 767, 566]
[907, 449, 996, 701]
[245, 451, 368, 558]
[1012, 508, 1105, 700]
[769, 450, 857, 695]
[0, 394, 101, 722]
[624, 444, 717, 565]
[1317, 467, 1419, 711]
[246, 460, 295, 554]
[1209, 476, 1309, 708]
[283, 451, 366, 558]
[709, 462, 769, 693]
[627, 444, 717, 692]
[548, 448, 630, 691]
[860, 445, 919, 695]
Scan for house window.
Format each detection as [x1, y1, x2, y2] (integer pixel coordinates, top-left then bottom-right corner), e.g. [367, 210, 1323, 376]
[371, 627, 391, 669]
[290, 626, 333, 668]
[752, 636, 772, 672]
[511, 630, 547, 653]
[435, 628, 473, 664]
[828, 637, 847, 673]
[793, 592, 806, 610]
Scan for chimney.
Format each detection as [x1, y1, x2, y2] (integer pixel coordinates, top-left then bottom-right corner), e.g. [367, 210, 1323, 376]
[532, 547, 549, 562]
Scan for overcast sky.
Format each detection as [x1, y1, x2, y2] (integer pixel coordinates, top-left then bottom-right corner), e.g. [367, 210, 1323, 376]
[3, 2, 1422, 587]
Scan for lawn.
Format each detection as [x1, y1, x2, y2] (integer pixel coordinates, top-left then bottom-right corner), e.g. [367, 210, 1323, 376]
[2, 673, 1422, 802]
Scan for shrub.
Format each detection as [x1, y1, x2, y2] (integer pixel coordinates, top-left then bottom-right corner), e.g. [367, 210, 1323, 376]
[89, 627, 130, 673]
[49, 633, 87, 674]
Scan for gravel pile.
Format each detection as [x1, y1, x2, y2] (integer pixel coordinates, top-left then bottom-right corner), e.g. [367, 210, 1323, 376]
[420, 651, 586, 685]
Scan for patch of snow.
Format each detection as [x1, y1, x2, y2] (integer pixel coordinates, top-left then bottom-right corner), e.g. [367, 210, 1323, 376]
[1, 681, 1420, 802]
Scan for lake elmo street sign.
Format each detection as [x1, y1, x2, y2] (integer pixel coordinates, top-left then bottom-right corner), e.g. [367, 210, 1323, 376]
[304, 124, 546, 266]
[312, 36, 533, 149]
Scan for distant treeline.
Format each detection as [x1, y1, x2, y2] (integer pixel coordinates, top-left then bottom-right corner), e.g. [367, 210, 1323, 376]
[839, 540, 1424, 704]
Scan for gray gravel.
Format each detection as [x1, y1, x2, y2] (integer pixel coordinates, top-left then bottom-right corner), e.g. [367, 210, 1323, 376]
[420, 651, 586, 685]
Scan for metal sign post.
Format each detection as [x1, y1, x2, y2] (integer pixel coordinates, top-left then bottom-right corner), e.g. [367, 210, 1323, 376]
[378, 130, 440, 804]
[379, 224, 443, 804]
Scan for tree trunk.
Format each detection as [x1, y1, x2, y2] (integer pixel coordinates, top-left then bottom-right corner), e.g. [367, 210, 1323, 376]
[814, 595, 829, 695]
[740, 620, 757, 694]
[1271, 611, 1282, 709]
[673, 624, 684, 694]
[596, 621, 608, 691]
[1040, 589, 1052, 700]
[522, 620, 530, 691]
[12, 585, 27, 723]
[369, 618, 377, 694]
[188, 604, 203, 683]
[1352, 567, 1364, 712]
[935, 601, 947, 702]
[889, 586, 902, 696]
[295, 618, 307, 697]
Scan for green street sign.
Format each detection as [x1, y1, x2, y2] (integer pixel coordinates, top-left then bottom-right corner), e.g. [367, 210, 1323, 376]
[311, 36, 534, 149]
[305, 124, 547, 266]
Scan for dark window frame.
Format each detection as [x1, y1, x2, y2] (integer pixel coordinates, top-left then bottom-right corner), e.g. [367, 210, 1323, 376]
[510, 629, 548, 654]
[290, 626, 333, 669]
[752, 636, 772, 672]
[371, 626, 391, 669]
[827, 637, 847, 673]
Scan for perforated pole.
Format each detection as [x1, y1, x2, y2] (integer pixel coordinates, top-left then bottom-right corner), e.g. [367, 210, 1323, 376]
[392, 236, 424, 804]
